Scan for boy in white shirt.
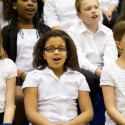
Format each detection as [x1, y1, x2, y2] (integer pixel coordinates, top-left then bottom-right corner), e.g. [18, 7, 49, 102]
[68, 0, 118, 124]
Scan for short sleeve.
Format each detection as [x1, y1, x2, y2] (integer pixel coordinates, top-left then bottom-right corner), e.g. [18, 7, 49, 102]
[22, 70, 40, 91]
[77, 73, 90, 92]
[100, 67, 114, 87]
[4, 58, 17, 79]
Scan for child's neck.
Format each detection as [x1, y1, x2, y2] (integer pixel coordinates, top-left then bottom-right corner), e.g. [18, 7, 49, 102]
[116, 53, 125, 70]
[84, 23, 98, 34]
[18, 20, 34, 29]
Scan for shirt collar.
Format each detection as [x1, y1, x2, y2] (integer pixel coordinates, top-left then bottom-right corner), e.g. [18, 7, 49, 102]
[44, 66, 76, 77]
[79, 21, 107, 35]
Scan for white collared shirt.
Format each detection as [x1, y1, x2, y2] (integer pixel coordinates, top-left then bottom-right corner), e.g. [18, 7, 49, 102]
[0, 58, 17, 113]
[22, 67, 90, 124]
[15, 29, 39, 73]
[100, 60, 125, 125]
[68, 21, 118, 73]
[43, 0, 80, 31]
[98, 0, 119, 11]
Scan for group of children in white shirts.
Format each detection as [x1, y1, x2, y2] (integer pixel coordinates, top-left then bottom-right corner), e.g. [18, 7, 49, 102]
[0, 0, 125, 125]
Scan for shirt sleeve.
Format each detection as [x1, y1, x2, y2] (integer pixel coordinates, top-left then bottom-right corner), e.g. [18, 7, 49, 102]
[77, 73, 90, 92]
[43, 0, 60, 28]
[22, 71, 40, 92]
[103, 29, 118, 66]
[5, 59, 17, 79]
[100, 66, 114, 87]
[68, 28, 98, 74]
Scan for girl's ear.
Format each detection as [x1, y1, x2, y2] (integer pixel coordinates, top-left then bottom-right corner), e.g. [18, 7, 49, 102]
[13, 2, 17, 9]
[116, 41, 122, 49]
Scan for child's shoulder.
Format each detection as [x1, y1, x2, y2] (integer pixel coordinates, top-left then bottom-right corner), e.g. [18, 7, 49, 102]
[2, 23, 15, 36]
[66, 69, 86, 79]
[37, 22, 51, 33]
[3, 58, 16, 69]
[99, 23, 113, 34]
[1, 58, 14, 65]
[68, 21, 81, 31]
[102, 60, 117, 73]
[2, 25, 10, 33]
[0, 58, 17, 75]
[28, 68, 49, 77]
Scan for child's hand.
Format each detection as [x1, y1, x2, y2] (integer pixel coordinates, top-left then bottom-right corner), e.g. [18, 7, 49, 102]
[102, 9, 112, 23]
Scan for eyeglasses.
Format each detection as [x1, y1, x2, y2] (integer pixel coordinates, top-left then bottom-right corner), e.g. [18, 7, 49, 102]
[44, 46, 67, 52]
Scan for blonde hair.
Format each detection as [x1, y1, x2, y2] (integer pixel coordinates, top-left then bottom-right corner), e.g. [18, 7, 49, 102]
[75, 0, 99, 13]
[0, 29, 8, 59]
[75, 0, 83, 13]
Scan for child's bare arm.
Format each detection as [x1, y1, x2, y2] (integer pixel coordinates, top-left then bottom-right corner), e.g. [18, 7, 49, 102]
[3, 77, 16, 123]
[102, 86, 125, 125]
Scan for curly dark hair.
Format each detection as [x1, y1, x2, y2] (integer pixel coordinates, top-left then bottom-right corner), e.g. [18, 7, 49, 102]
[33, 30, 80, 71]
[8, 0, 44, 35]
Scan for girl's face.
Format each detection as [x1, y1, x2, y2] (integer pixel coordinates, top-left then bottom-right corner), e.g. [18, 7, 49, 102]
[43, 37, 68, 72]
[13, 0, 37, 22]
[77, 0, 100, 27]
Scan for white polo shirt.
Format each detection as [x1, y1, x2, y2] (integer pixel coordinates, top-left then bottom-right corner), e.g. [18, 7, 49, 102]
[100, 60, 125, 125]
[0, 58, 17, 113]
[68, 21, 118, 74]
[22, 67, 90, 124]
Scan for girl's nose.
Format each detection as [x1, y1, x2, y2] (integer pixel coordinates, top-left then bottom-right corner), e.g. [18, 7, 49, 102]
[27, 0, 33, 5]
[54, 49, 60, 54]
[92, 8, 96, 13]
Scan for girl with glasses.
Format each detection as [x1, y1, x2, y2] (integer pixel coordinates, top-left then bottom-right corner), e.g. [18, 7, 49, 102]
[22, 30, 93, 125]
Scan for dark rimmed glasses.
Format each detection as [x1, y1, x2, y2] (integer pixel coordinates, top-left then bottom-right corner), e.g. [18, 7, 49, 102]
[44, 46, 67, 52]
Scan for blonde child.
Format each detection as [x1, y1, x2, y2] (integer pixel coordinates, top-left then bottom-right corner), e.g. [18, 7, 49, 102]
[68, 0, 118, 124]
[0, 27, 17, 124]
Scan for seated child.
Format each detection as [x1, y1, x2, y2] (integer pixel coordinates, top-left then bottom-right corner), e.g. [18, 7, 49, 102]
[100, 21, 125, 125]
[0, 27, 17, 125]
[22, 30, 93, 125]
[68, 0, 118, 124]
